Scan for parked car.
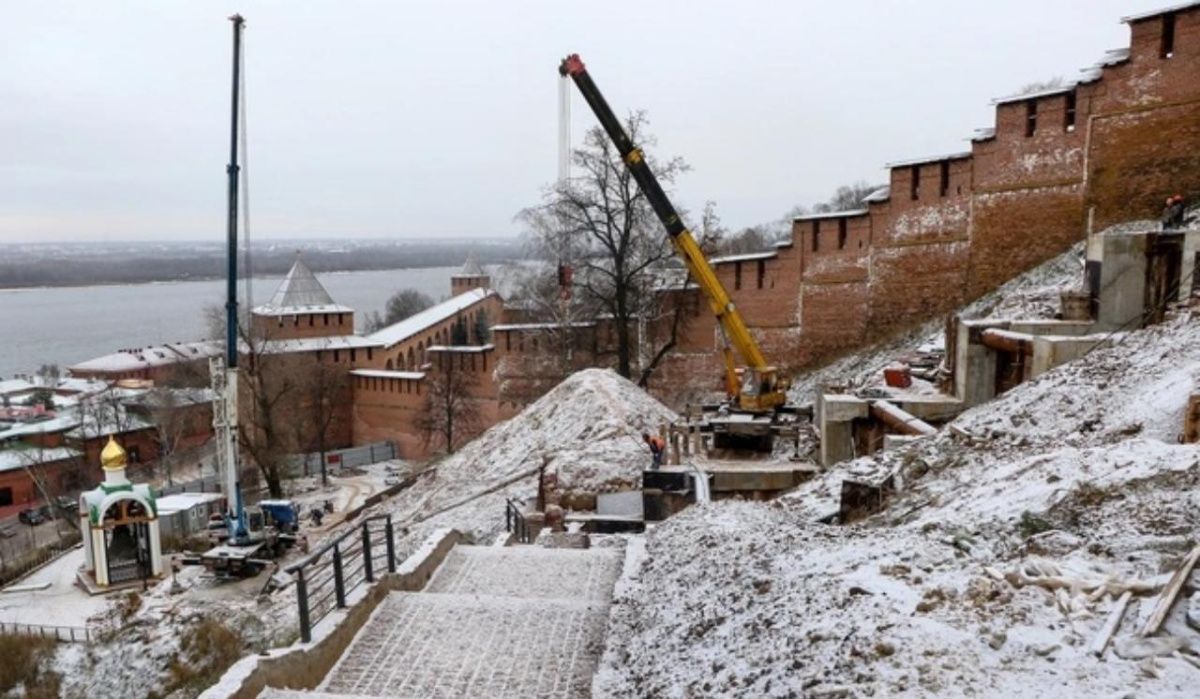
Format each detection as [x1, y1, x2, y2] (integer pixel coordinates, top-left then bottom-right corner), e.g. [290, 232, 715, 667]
[55, 496, 76, 516]
[18, 508, 47, 526]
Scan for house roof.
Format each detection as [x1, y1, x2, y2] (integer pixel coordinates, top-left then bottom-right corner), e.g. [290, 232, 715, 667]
[253, 255, 352, 316]
[157, 492, 225, 514]
[68, 341, 222, 374]
[366, 288, 497, 348]
[0, 379, 35, 397]
[0, 447, 81, 474]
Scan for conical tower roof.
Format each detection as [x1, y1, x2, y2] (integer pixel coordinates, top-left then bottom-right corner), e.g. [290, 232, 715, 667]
[254, 253, 352, 315]
[454, 252, 487, 278]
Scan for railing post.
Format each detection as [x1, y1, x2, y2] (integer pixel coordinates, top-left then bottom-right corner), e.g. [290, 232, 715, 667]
[505, 500, 512, 533]
[362, 522, 374, 583]
[296, 568, 312, 643]
[385, 516, 396, 573]
[332, 542, 347, 608]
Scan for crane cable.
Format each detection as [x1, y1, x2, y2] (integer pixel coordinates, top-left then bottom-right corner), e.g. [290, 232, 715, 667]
[557, 73, 570, 183]
[239, 30, 253, 318]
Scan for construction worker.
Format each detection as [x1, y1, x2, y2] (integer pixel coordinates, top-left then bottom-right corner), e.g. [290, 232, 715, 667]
[642, 432, 666, 470]
[1164, 194, 1186, 230]
[1171, 195, 1187, 228]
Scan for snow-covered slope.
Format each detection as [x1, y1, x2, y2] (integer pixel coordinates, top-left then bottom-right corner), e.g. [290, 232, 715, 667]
[598, 308, 1200, 698]
[371, 368, 676, 557]
[788, 241, 1085, 405]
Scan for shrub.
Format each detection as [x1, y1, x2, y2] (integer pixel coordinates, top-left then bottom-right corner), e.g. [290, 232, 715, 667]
[1018, 510, 1054, 539]
[0, 632, 61, 697]
[165, 618, 245, 694]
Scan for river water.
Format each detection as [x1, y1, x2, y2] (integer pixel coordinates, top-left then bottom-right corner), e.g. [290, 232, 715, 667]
[0, 266, 458, 379]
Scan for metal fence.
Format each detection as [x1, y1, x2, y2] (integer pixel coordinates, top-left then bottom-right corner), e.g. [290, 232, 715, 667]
[289, 441, 397, 476]
[0, 621, 93, 644]
[157, 474, 222, 497]
[0, 532, 83, 589]
[285, 514, 396, 643]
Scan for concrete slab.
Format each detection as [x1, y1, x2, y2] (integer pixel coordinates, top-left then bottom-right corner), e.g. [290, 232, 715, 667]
[596, 491, 643, 517]
[821, 394, 869, 422]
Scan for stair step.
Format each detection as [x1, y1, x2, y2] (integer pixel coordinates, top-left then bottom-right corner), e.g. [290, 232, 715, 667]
[319, 590, 610, 698]
[425, 545, 622, 602]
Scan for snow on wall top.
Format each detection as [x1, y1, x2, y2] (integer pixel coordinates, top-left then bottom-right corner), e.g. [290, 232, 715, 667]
[367, 288, 496, 348]
[709, 251, 778, 265]
[247, 334, 383, 356]
[792, 208, 869, 222]
[886, 151, 972, 168]
[350, 369, 425, 380]
[1122, 1, 1200, 23]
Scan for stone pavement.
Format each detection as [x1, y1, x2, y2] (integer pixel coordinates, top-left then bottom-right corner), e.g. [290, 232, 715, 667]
[261, 544, 623, 699]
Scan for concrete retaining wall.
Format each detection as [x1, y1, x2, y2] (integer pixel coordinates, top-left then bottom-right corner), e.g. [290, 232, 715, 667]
[199, 528, 463, 699]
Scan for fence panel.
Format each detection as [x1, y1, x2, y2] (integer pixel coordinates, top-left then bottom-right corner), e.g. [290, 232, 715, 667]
[0, 621, 92, 644]
[288, 442, 397, 477]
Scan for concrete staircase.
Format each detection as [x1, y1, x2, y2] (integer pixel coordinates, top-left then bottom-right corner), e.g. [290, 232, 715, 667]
[261, 545, 623, 699]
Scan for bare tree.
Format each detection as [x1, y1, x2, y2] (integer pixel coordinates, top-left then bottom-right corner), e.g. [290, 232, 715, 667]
[498, 262, 591, 380]
[811, 180, 882, 213]
[366, 289, 435, 332]
[417, 355, 481, 455]
[634, 201, 721, 387]
[294, 361, 347, 487]
[518, 111, 688, 380]
[137, 387, 210, 487]
[1017, 76, 1067, 95]
[239, 351, 304, 499]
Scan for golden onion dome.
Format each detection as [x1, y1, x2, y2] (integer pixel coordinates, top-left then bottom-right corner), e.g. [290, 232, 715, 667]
[100, 436, 127, 471]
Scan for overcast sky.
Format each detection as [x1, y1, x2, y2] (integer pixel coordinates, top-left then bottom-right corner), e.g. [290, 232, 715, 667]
[0, 0, 1171, 243]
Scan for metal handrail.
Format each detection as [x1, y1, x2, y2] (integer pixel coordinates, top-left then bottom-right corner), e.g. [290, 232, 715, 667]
[505, 499, 531, 544]
[288, 513, 396, 642]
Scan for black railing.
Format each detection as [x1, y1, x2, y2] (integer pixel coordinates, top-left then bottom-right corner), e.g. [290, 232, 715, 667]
[505, 499, 531, 544]
[285, 514, 396, 643]
[0, 621, 93, 644]
[0, 531, 83, 588]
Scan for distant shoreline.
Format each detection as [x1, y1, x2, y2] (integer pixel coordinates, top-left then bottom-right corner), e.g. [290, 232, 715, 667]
[0, 262, 495, 292]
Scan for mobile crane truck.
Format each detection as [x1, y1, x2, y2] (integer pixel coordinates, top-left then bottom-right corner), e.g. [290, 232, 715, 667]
[201, 15, 298, 577]
[559, 54, 800, 452]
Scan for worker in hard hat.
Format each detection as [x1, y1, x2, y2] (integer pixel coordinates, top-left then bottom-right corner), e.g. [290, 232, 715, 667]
[643, 432, 666, 470]
[1164, 194, 1186, 230]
